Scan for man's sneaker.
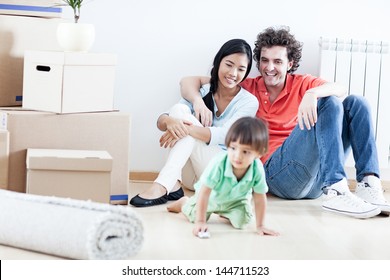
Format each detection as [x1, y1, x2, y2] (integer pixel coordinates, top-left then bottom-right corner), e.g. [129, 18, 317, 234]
[355, 176, 390, 215]
[322, 178, 381, 219]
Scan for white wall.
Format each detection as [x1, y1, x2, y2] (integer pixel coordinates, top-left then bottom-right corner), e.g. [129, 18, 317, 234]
[72, 0, 389, 173]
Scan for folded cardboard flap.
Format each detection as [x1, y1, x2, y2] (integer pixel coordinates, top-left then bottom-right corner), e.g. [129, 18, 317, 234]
[26, 148, 113, 203]
[26, 149, 113, 171]
[25, 50, 118, 66]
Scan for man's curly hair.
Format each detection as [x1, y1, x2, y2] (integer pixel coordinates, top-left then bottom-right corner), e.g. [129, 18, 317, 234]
[253, 26, 303, 73]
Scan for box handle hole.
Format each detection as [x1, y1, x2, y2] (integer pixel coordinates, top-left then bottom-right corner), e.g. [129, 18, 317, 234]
[36, 65, 51, 72]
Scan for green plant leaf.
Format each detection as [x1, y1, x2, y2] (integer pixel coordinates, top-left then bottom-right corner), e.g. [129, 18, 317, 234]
[61, 0, 84, 23]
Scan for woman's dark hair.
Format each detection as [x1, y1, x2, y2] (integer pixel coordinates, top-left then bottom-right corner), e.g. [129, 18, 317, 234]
[202, 39, 252, 114]
[253, 26, 303, 73]
[225, 116, 269, 155]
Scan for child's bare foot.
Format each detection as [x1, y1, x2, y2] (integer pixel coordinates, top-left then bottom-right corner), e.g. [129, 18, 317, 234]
[218, 214, 230, 222]
[167, 196, 188, 213]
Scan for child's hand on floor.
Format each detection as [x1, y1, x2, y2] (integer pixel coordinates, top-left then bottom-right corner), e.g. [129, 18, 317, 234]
[193, 222, 210, 238]
[256, 226, 280, 236]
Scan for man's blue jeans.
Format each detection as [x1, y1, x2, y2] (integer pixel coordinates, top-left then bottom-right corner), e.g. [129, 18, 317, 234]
[264, 95, 380, 199]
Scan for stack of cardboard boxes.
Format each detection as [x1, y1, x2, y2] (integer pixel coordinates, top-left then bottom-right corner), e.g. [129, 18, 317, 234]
[0, 1, 130, 204]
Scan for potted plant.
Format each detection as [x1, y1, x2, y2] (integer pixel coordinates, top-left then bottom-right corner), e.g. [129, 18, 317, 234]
[62, 0, 83, 23]
[56, 0, 95, 52]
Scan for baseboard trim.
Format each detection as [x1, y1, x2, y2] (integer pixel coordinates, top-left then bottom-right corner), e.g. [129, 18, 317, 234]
[129, 172, 158, 182]
[129, 172, 390, 191]
[348, 180, 390, 191]
[382, 181, 389, 191]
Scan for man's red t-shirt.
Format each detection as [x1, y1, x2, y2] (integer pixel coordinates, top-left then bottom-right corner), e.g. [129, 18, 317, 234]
[241, 74, 326, 163]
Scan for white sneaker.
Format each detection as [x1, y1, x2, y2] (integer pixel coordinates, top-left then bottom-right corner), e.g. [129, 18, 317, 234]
[355, 176, 390, 215]
[322, 178, 381, 219]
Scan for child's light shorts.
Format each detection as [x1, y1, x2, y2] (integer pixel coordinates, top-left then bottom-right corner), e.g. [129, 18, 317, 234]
[182, 196, 253, 229]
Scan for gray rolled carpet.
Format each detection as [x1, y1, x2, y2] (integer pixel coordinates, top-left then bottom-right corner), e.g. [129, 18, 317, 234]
[0, 189, 143, 259]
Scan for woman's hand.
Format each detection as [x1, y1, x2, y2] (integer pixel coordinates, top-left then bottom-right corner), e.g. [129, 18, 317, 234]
[166, 117, 190, 139]
[159, 130, 179, 148]
[298, 92, 318, 130]
[159, 118, 192, 148]
[193, 99, 213, 127]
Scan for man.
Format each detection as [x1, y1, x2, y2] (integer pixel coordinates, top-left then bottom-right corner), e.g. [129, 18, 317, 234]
[180, 26, 390, 218]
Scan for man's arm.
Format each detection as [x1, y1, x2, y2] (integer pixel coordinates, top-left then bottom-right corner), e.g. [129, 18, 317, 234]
[298, 82, 347, 130]
[180, 76, 212, 126]
[305, 82, 347, 98]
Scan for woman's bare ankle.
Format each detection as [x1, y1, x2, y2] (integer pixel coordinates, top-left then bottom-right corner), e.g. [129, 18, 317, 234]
[138, 182, 167, 199]
[171, 181, 182, 192]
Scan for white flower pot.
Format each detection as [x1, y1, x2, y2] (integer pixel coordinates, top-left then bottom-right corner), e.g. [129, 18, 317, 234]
[57, 22, 95, 52]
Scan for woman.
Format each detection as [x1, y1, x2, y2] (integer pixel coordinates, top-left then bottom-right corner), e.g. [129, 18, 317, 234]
[130, 38, 259, 207]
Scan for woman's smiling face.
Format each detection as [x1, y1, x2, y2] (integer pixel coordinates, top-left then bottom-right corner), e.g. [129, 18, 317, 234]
[217, 53, 249, 89]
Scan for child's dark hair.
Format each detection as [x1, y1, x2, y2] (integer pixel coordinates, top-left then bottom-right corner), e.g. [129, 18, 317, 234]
[225, 117, 269, 155]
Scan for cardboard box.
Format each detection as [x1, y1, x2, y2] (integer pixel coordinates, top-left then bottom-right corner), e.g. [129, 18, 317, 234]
[0, 130, 9, 188]
[0, 108, 130, 204]
[0, 1, 62, 18]
[23, 50, 117, 114]
[0, 14, 63, 106]
[26, 148, 112, 203]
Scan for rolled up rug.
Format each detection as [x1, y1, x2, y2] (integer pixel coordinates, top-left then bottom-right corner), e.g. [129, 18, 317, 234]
[0, 189, 143, 259]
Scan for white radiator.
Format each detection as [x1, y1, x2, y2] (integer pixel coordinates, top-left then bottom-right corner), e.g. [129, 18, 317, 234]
[319, 38, 390, 169]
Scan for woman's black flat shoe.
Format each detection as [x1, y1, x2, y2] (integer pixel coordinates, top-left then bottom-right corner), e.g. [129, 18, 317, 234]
[166, 187, 184, 200]
[129, 187, 184, 207]
[129, 194, 168, 207]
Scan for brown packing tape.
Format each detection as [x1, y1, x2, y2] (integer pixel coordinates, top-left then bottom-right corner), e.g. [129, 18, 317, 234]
[0, 130, 9, 189]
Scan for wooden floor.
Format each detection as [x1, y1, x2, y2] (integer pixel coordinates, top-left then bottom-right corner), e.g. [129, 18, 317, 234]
[1, 181, 390, 260]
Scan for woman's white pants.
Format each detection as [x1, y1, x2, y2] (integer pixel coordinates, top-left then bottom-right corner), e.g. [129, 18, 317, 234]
[154, 104, 222, 192]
